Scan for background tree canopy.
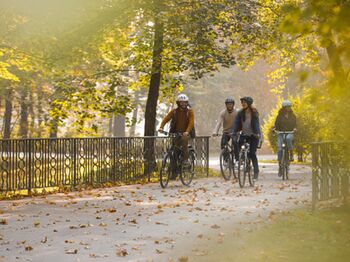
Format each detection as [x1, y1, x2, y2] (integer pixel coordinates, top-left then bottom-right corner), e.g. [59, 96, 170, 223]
[0, 0, 349, 158]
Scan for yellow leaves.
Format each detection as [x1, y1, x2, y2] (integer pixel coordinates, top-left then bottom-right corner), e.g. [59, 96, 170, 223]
[116, 248, 128, 257]
[0, 61, 20, 82]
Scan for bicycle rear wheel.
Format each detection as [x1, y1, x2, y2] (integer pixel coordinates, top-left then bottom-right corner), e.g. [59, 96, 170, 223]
[180, 151, 195, 186]
[237, 152, 246, 188]
[283, 149, 290, 180]
[160, 153, 171, 188]
[220, 148, 232, 181]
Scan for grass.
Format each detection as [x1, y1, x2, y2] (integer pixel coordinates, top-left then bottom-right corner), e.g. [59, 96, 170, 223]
[206, 206, 350, 262]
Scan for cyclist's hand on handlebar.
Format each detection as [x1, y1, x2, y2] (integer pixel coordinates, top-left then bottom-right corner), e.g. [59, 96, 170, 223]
[183, 132, 189, 137]
[158, 128, 164, 133]
[212, 133, 219, 137]
[253, 133, 260, 139]
[293, 128, 297, 132]
[232, 133, 238, 141]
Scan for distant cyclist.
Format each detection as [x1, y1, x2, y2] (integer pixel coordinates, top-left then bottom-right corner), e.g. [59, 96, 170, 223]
[158, 94, 194, 165]
[232, 97, 261, 181]
[212, 97, 239, 162]
[274, 100, 297, 173]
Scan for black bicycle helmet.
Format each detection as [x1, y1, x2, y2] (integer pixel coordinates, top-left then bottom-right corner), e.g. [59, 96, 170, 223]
[240, 96, 253, 106]
[225, 97, 235, 104]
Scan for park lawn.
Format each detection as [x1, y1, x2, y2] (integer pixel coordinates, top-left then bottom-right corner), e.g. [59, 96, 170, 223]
[206, 206, 350, 262]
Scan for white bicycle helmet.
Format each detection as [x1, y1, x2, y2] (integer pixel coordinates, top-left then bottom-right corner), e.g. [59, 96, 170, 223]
[282, 100, 292, 107]
[176, 93, 189, 102]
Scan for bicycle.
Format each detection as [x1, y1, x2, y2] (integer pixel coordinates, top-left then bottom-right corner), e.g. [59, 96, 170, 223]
[237, 134, 255, 188]
[214, 133, 237, 181]
[159, 131, 196, 188]
[274, 130, 295, 180]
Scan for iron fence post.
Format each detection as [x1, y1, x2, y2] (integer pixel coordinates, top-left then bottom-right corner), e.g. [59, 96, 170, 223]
[206, 137, 209, 177]
[73, 138, 77, 187]
[311, 143, 317, 210]
[28, 139, 32, 194]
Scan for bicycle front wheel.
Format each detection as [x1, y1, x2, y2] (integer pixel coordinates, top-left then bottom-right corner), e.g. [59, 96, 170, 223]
[282, 149, 289, 180]
[160, 153, 171, 188]
[247, 158, 254, 187]
[237, 152, 246, 188]
[180, 151, 195, 186]
[220, 148, 232, 181]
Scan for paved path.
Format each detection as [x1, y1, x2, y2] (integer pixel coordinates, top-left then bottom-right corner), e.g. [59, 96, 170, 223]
[0, 156, 311, 262]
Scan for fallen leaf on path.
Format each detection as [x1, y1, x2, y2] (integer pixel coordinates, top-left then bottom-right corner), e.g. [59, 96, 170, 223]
[25, 246, 33, 251]
[155, 221, 168, 226]
[116, 248, 128, 257]
[195, 250, 208, 256]
[65, 249, 78, 254]
[65, 240, 75, 243]
[41, 236, 48, 243]
[211, 224, 220, 229]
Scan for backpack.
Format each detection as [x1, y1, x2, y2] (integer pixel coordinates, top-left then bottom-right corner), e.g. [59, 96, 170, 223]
[170, 107, 196, 138]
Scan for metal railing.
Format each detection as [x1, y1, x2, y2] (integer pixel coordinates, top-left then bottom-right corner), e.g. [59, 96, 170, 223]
[0, 136, 210, 194]
[311, 142, 350, 209]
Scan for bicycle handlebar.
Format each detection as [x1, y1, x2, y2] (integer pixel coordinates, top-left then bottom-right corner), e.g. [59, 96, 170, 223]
[212, 132, 234, 137]
[158, 130, 183, 137]
[273, 130, 295, 134]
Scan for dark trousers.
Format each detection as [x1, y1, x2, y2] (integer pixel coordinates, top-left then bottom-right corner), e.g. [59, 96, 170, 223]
[238, 135, 259, 175]
[221, 133, 239, 161]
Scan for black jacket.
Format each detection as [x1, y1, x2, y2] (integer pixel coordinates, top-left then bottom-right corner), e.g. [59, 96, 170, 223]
[274, 111, 297, 131]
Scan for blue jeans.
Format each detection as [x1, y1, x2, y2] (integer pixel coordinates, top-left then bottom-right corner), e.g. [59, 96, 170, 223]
[277, 133, 294, 161]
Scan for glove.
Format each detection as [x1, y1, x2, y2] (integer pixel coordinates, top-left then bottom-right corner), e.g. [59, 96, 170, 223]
[253, 133, 260, 139]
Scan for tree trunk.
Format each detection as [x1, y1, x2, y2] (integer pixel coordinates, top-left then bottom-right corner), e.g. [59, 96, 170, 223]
[19, 86, 29, 138]
[3, 87, 13, 139]
[326, 38, 345, 82]
[129, 90, 140, 137]
[49, 120, 58, 138]
[28, 86, 35, 138]
[143, 2, 164, 178]
[113, 114, 125, 137]
[37, 85, 44, 137]
[108, 115, 113, 136]
[144, 3, 164, 136]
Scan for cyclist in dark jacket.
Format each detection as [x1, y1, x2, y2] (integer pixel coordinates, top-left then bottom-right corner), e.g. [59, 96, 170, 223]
[274, 100, 297, 168]
[232, 97, 261, 181]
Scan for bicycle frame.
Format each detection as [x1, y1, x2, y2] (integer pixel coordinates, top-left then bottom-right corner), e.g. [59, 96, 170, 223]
[159, 130, 196, 188]
[274, 130, 295, 180]
[217, 133, 236, 180]
[237, 134, 254, 187]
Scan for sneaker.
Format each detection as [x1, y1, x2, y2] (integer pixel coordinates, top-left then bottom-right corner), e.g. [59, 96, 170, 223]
[170, 172, 178, 180]
[253, 173, 258, 181]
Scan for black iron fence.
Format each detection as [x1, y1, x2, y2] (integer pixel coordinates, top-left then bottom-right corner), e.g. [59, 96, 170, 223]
[311, 142, 350, 209]
[0, 136, 209, 194]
